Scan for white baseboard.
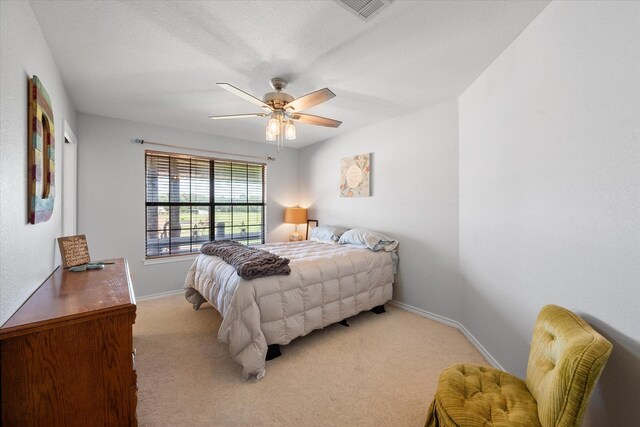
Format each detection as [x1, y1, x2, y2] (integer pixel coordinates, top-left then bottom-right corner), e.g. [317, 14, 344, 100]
[136, 289, 184, 301]
[388, 300, 504, 371]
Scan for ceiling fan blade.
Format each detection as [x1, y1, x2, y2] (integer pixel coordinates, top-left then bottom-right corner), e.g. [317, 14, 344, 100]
[209, 113, 269, 120]
[291, 113, 342, 128]
[217, 83, 273, 111]
[285, 88, 335, 112]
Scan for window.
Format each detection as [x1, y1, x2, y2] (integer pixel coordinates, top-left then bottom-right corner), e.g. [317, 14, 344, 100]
[145, 151, 266, 257]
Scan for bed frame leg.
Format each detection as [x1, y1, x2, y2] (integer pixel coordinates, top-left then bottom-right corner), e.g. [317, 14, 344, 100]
[370, 305, 386, 314]
[266, 344, 281, 361]
[339, 319, 350, 327]
[184, 288, 207, 311]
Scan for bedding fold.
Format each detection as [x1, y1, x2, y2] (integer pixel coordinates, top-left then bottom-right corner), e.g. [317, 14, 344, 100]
[200, 240, 291, 280]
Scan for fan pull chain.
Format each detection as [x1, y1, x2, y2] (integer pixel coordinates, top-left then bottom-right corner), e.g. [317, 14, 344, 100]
[277, 122, 284, 153]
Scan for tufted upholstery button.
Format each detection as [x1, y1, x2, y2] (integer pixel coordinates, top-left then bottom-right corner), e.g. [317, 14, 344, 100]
[428, 364, 542, 427]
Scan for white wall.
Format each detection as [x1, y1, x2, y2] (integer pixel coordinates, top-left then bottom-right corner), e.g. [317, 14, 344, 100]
[299, 99, 461, 320]
[0, 2, 77, 325]
[76, 113, 299, 298]
[459, 2, 640, 425]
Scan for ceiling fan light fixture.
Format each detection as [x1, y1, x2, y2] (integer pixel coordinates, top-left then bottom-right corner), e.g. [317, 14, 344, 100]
[265, 125, 276, 141]
[285, 121, 296, 140]
[268, 117, 280, 135]
[212, 78, 341, 148]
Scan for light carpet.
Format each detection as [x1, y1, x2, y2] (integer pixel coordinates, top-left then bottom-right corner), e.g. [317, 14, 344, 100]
[133, 294, 488, 426]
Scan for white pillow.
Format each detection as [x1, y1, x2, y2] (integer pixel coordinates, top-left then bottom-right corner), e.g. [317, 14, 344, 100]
[309, 225, 349, 242]
[309, 237, 339, 245]
[338, 228, 398, 252]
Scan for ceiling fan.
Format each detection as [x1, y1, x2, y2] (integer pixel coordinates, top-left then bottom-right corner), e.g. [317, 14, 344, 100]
[209, 78, 342, 150]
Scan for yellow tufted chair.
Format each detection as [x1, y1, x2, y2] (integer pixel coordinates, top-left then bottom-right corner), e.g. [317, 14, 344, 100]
[425, 304, 613, 427]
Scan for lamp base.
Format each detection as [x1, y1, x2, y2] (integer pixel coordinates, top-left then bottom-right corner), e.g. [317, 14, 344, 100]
[289, 232, 303, 242]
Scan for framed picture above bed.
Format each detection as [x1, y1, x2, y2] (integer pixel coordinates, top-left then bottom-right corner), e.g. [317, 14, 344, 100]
[340, 153, 370, 197]
[306, 219, 318, 240]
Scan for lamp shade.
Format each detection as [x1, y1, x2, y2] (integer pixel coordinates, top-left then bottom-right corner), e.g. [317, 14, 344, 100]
[284, 207, 307, 224]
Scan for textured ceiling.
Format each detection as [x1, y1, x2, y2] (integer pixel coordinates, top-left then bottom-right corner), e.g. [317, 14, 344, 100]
[29, 0, 548, 147]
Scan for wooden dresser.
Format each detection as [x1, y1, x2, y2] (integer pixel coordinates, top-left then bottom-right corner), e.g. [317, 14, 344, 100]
[0, 258, 137, 426]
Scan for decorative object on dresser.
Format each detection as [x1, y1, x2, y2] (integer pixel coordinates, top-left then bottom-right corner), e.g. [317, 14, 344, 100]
[57, 234, 91, 268]
[0, 258, 138, 426]
[284, 207, 307, 241]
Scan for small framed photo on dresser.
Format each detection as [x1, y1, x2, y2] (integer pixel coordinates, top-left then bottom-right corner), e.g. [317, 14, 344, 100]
[306, 219, 318, 240]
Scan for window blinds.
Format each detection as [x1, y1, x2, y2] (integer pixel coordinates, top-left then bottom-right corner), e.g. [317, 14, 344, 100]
[145, 152, 266, 257]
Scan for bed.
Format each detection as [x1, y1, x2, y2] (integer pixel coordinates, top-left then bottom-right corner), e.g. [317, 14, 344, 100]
[184, 239, 396, 380]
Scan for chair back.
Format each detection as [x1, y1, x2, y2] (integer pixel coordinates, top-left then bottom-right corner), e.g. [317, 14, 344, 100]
[525, 304, 612, 427]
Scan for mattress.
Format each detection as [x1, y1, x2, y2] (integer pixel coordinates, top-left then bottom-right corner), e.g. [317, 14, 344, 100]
[184, 240, 395, 380]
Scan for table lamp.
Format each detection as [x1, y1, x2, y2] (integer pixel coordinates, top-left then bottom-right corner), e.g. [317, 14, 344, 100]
[284, 207, 307, 241]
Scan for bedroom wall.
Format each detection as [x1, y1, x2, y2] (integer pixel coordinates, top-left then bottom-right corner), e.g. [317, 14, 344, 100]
[458, 2, 640, 425]
[76, 113, 299, 298]
[298, 99, 461, 321]
[0, 2, 77, 325]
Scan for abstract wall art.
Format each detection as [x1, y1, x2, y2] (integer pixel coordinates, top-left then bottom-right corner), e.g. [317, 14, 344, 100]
[28, 75, 55, 223]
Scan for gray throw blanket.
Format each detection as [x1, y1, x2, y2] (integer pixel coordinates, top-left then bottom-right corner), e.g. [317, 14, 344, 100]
[200, 240, 291, 280]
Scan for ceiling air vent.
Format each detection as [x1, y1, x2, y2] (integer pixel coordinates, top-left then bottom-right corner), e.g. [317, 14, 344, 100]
[335, 0, 391, 22]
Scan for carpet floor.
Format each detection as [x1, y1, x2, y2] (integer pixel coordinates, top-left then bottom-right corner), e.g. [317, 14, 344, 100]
[133, 294, 488, 426]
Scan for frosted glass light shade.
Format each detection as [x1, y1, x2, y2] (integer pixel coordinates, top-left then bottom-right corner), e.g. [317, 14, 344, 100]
[285, 122, 296, 140]
[268, 118, 280, 135]
[265, 126, 276, 141]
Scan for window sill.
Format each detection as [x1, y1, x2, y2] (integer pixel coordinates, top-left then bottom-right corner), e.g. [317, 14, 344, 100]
[142, 254, 199, 266]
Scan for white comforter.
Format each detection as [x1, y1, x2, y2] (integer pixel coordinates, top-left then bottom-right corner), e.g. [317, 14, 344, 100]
[184, 240, 395, 380]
